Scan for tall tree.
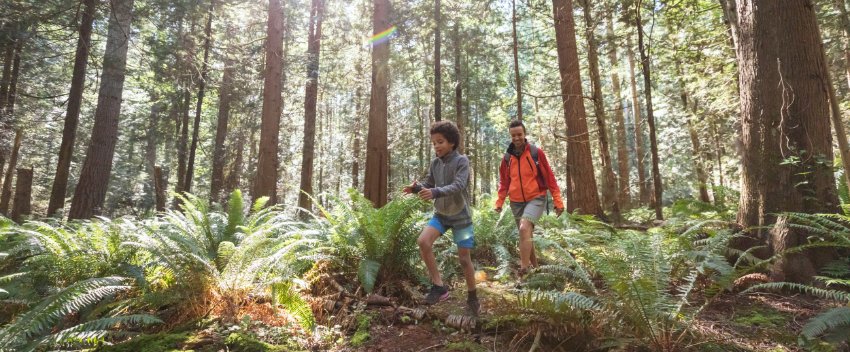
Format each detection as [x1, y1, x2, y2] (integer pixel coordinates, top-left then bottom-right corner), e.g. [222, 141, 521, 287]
[512, 0, 523, 120]
[68, 0, 135, 219]
[434, 0, 442, 121]
[552, 0, 602, 217]
[184, 2, 214, 194]
[607, 14, 631, 209]
[364, 0, 391, 207]
[626, 34, 649, 205]
[0, 129, 21, 215]
[210, 63, 234, 203]
[298, 0, 325, 216]
[453, 21, 464, 153]
[48, 0, 97, 216]
[580, 0, 619, 221]
[254, 0, 285, 204]
[735, 0, 839, 282]
[10, 167, 31, 222]
[634, 0, 663, 220]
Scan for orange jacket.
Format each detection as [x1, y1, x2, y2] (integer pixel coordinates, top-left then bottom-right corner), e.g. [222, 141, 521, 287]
[495, 143, 564, 209]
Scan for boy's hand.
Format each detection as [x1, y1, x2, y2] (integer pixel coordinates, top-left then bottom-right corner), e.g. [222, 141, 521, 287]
[418, 188, 434, 200]
[402, 181, 416, 194]
[555, 208, 564, 217]
[494, 207, 502, 213]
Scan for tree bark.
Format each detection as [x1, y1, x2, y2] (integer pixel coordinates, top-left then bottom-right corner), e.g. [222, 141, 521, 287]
[634, 2, 664, 220]
[687, 120, 711, 203]
[834, 0, 850, 88]
[453, 22, 464, 154]
[225, 132, 244, 195]
[184, 2, 214, 194]
[735, 0, 840, 282]
[210, 64, 234, 203]
[434, 0, 441, 122]
[352, 60, 363, 190]
[364, 0, 391, 208]
[826, 0, 850, 195]
[0, 129, 21, 215]
[298, 0, 324, 216]
[10, 167, 31, 222]
[144, 97, 161, 209]
[626, 34, 649, 206]
[607, 15, 631, 210]
[581, 0, 619, 221]
[512, 0, 523, 120]
[68, 0, 135, 219]
[154, 165, 166, 212]
[254, 0, 285, 205]
[552, 0, 602, 217]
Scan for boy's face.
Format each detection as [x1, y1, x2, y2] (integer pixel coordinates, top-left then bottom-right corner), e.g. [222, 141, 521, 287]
[431, 133, 454, 157]
[510, 126, 526, 149]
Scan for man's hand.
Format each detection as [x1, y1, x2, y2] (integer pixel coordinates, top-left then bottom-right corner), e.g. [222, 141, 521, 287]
[418, 188, 434, 200]
[555, 208, 564, 217]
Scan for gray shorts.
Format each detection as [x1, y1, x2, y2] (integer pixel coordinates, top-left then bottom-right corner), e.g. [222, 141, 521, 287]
[510, 196, 546, 225]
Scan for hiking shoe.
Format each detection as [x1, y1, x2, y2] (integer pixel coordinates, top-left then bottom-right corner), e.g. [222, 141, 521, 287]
[514, 267, 530, 289]
[424, 285, 449, 305]
[466, 297, 480, 317]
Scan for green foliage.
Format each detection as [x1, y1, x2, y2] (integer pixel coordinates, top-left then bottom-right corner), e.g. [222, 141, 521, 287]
[271, 281, 315, 331]
[225, 332, 291, 352]
[319, 190, 424, 295]
[98, 332, 190, 352]
[349, 313, 372, 347]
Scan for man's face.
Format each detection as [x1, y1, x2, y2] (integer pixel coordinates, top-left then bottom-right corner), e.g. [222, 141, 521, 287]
[509, 126, 526, 149]
[431, 133, 454, 157]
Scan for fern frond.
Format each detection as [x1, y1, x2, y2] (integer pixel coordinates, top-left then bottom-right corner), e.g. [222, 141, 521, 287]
[801, 306, 850, 339]
[743, 282, 850, 302]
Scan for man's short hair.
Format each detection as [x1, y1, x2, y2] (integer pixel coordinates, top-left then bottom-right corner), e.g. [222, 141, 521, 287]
[509, 119, 526, 133]
[430, 120, 461, 150]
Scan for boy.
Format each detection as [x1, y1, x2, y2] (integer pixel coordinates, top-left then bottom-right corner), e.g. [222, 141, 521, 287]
[403, 120, 479, 316]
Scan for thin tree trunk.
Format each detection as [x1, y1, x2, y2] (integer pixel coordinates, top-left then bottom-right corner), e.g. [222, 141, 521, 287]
[225, 132, 244, 195]
[0, 129, 21, 215]
[626, 34, 649, 205]
[174, 88, 190, 204]
[512, 0, 523, 120]
[607, 14, 631, 209]
[735, 0, 839, 282]
[826, 0, 850, 195]
[68, 0, 135, 219]
[5, 30, 22, 118]
[364, 0, 391, 207]
[0, 154, 5, 190]
[634, 3, 663, 220]
[10, 167, 31, 222]
[552, 0, 602, 217]
[298, 0, 325, 216]
[434, 0, 441, 121]
[254, 0, 285, 205]
[711, 120, 725, 190]
[153, 166, 165, 211]
[184, 3, 214, 194]
[0, 39, 13, 114]
[835, 0, 850, 88]
[453, 22, 464, 153]
[144, 97, 161, 208]
[581, 0, 619, 221]
[211, 64, 234, 203]
[676, 61, 711, 203]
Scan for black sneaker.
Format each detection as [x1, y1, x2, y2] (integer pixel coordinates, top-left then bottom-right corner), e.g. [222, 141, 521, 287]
[466, 297, 480, 316]
[424, 285, 449, 305]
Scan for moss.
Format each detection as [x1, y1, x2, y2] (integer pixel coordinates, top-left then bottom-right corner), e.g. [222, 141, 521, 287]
[350, 314, 372, 347]
[733, 308, 787, 328]
[225, 332, 295, 352]
[444, 340, 487, 352]
[99, 333, 190, 352]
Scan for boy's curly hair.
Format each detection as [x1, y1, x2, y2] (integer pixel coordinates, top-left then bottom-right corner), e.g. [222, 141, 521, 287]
[430, 120, 460, 150]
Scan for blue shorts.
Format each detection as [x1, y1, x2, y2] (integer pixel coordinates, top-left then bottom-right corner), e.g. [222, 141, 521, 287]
[427, 215, 475, 249]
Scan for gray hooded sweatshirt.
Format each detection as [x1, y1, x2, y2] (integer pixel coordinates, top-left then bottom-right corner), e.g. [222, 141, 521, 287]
[417, 150, 472, 228]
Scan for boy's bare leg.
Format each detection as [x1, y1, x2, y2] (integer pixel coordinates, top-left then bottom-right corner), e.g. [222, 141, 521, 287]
[418, 226, 443, 286]
[518, 218, 535, 270]
[458, 248, 476, 291]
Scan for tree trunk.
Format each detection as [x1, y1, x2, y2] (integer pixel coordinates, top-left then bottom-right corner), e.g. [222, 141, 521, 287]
[4, 29, 22, 118]
[434, 0, 441, 121]
[552, 0, 602, 217]
[0, 38, 13, 114]
[364, 0, 391, 208]
[634, 3, 664, 220]
[210, 64, 234, 203]
[512, 0, 523, 120]
[718, 0, 740, 50]
[453, 22, 464, 153]
[0, 129, 21, 215]
[254, 0, 285, 205]
[626, 34, 650, 206]
[0, 154, 5, 190]
[225, 132, 244, 195]
[298, 0, 325, 217]
[144, 97, 161, 209]
[10, 167, 31, 222]
[68, 0, 135, 220]
[352, 60, 363, 190]
[711, 120, 725, 190]
[826, 0, 850, 195]
[581, 0, 619, 221]
[154, 165, 166, 212]
[676, 61, 711, 203]
[174, 88, 190, 205]
[607, 15, 631, 210]
[735, 0, 840, 282]
[184, 3, 214, 194]
[834, 0, 850, 88]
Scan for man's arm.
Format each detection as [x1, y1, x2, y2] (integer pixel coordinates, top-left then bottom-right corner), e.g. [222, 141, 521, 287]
[495, 156, 510, 209]
[538, 149, 564, 211]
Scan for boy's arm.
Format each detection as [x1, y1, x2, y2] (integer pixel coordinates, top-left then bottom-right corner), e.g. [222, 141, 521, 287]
[416, 161, 436, 189]
[430, 156, 469, 198]
[538, 149, 564, 210]
[495, 157, 510, 209]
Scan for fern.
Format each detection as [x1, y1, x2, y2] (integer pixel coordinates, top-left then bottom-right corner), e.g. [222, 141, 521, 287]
[271, 281, 315, 331]
[801, 306, 850, 341]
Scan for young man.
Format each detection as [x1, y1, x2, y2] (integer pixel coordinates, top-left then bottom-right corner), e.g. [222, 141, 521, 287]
[404, 120, 479, 316]
[495, 120, 564, 277]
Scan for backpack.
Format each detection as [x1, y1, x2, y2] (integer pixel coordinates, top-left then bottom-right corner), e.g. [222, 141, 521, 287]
[503, 144, 550, 213]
